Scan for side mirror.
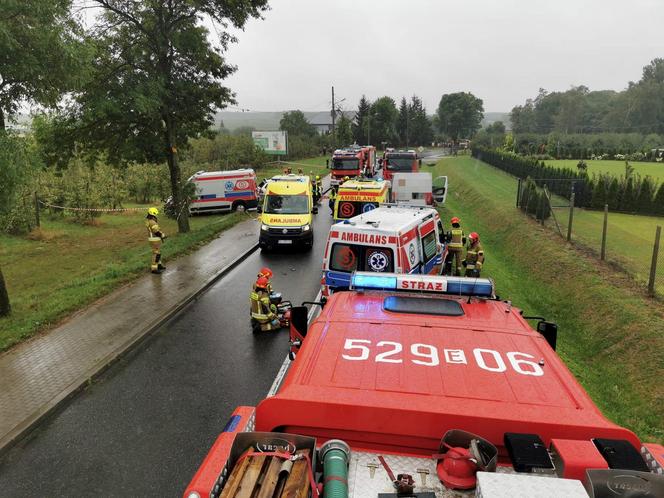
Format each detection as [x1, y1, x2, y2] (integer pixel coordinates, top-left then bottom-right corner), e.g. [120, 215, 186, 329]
[256, 205, 262, 214]
[537, 321, 558, 350]
[312, 206, 318, 215]
[289, 306, 308, 360]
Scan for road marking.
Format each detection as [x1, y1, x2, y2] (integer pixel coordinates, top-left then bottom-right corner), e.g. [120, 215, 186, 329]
[266, 289, 323, 397]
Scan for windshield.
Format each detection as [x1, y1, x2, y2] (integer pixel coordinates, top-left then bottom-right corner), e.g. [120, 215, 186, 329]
[264, 194, 309, 214]
[332, 158, 360, 170]
[386, 157, 415, 170]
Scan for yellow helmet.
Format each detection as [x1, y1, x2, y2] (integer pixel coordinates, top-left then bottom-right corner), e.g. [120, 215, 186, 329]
[316, 175, 320, 180]
[148, 207, 159, 216]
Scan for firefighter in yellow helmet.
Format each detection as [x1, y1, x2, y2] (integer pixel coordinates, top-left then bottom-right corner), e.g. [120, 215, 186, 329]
[145, 207, 166, 274]
[463, 232, 485, 277]
[328, 185, 338, 214]
[445, 216, 465, 276]
[250, 276, 281, 332]
[315, 175, 322, 203]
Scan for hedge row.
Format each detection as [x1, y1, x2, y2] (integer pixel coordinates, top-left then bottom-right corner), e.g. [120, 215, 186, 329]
[472, 147, 664, 216]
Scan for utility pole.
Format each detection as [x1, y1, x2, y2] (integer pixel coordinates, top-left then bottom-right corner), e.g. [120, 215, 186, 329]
[331, 86, 336, 142]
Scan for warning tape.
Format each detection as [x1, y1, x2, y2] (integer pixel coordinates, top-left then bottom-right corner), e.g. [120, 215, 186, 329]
[39, 200, 156, 213]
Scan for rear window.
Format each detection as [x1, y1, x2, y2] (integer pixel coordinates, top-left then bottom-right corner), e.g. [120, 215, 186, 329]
[330, 243, 394, 273]
[383, 296, 464, 316]
[422, 231, 437, 261]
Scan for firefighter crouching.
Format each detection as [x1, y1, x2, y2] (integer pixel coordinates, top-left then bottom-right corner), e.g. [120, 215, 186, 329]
[250, 277, 281, 332]
[463, 232, 485, 277]
[445, 216, 465, 276]
[146, 207, 166, 274]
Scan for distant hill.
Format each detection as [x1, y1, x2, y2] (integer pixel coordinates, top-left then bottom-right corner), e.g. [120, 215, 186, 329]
[214, 111, 354, 131]
[482, 112, 511, 130]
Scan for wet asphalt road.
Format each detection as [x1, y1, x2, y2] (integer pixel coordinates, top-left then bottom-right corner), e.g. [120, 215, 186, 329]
[0, 203, 334, 497]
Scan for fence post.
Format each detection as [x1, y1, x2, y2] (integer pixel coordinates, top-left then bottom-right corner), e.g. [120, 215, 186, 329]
[34, 192, 40, 228]
[600, 204, 608, 260]
[648, 226, 661, 297]
[516, 178, 522, 208]
[566, 193, 575, 242]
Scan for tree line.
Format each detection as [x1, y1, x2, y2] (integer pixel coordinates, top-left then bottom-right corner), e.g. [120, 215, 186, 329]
[278, 91, 485, 150]
[472, 147, 664, 216]
[511, 59, 664, 135]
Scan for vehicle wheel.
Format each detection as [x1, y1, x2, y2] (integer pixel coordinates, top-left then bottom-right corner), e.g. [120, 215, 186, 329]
[232, 201, 246, 212]
[251, 319, 261, 334]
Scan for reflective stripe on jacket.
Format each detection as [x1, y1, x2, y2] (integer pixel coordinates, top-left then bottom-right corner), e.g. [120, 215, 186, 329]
[448, 228, 465, 249]
[465, 242, 484, 267]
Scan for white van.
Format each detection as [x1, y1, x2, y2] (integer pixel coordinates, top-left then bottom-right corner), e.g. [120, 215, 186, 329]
[391, 172, 448, 206]
[189, 169, 258, 214]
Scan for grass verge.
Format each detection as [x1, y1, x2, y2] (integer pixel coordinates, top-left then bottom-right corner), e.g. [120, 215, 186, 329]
[545, 159, 664, 183]
[0, 205, 250, 352]
[434, 156, 663, 443]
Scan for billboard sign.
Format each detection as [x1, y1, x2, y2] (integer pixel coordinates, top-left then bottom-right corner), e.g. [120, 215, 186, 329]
[252, 130, 288, 156]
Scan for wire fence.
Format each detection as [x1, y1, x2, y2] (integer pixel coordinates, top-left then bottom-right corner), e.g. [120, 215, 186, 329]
[517, 179, 664, 297]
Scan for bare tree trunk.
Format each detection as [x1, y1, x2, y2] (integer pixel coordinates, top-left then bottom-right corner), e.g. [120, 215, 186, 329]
[164, 114, 190, 233]
[0, 108, 5, 132]
[0, 267, 10, 317]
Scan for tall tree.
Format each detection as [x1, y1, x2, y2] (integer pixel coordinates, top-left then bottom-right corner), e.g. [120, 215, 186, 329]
[280, 110, 316, 137]
[0, 0, 85, 130]
[353, 95, 371, 144]
[368, 96, 398, 146]
[436, 92, 484, 141]
[396, 97, 409, 146]
[68, 0, 268, 233]
[408, 95, 433, 146]
[335, 114, 353, 147]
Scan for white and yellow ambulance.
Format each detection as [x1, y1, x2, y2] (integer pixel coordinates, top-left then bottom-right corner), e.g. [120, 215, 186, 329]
[258, 174, 317, 250]
[333, 179, 389, 221]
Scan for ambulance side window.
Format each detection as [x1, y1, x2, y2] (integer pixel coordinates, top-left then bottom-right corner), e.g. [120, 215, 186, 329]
[421, 231, 438, 262]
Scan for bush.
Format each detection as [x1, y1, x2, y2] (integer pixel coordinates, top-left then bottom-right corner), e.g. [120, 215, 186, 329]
[519, 177, 551, 221]
[0, 134, 39, 234]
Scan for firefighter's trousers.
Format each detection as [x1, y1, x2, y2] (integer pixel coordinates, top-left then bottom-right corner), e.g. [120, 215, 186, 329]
[447, 248, 463, 276]
[149, 237, 162, 271]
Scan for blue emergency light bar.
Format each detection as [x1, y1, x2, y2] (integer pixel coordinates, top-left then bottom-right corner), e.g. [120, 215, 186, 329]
[350, 272, 495, 298]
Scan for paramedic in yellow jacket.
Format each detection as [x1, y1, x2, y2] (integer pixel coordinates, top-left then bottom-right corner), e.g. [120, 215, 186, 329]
[145, 207, 166, 274]
[445, 216, 465, 276]
[463, 232, 485, 277]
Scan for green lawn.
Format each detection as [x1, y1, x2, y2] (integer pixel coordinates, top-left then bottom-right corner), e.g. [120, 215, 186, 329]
[433, 156, 663, 443]
[256, 156, 328, 182]
[546, 159, 664, 182]
[0, 208, 247, 351]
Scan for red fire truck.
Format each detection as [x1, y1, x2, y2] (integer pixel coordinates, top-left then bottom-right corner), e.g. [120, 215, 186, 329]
[380, 149, 420, 182]
[330, 145, 376, 186]
[183, 273, 664, 498]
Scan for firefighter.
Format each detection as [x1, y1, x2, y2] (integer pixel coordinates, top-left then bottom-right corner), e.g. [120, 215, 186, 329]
[314, 175, 322, 204]
[445, 216, 465, 276]
[250, 276, 280, 331]
[145, 207, 166, 274]
[328, 186, 337, 214]
[463, 232, 485, 277]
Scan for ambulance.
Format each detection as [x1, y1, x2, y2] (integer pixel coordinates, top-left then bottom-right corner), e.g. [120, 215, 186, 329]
[258, 174, 317, 251]
[322, 205, 447, 293]
[333, 179, 389, 221]
[188, 169, 258, 214]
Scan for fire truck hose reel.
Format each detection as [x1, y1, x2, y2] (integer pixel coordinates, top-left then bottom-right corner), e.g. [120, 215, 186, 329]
[320, 439, 351, 498]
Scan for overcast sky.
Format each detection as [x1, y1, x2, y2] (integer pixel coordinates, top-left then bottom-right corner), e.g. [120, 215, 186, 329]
[220, 0, 664, 114]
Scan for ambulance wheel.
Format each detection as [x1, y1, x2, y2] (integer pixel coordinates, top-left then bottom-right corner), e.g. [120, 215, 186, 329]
[232, 201, 246, 212]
